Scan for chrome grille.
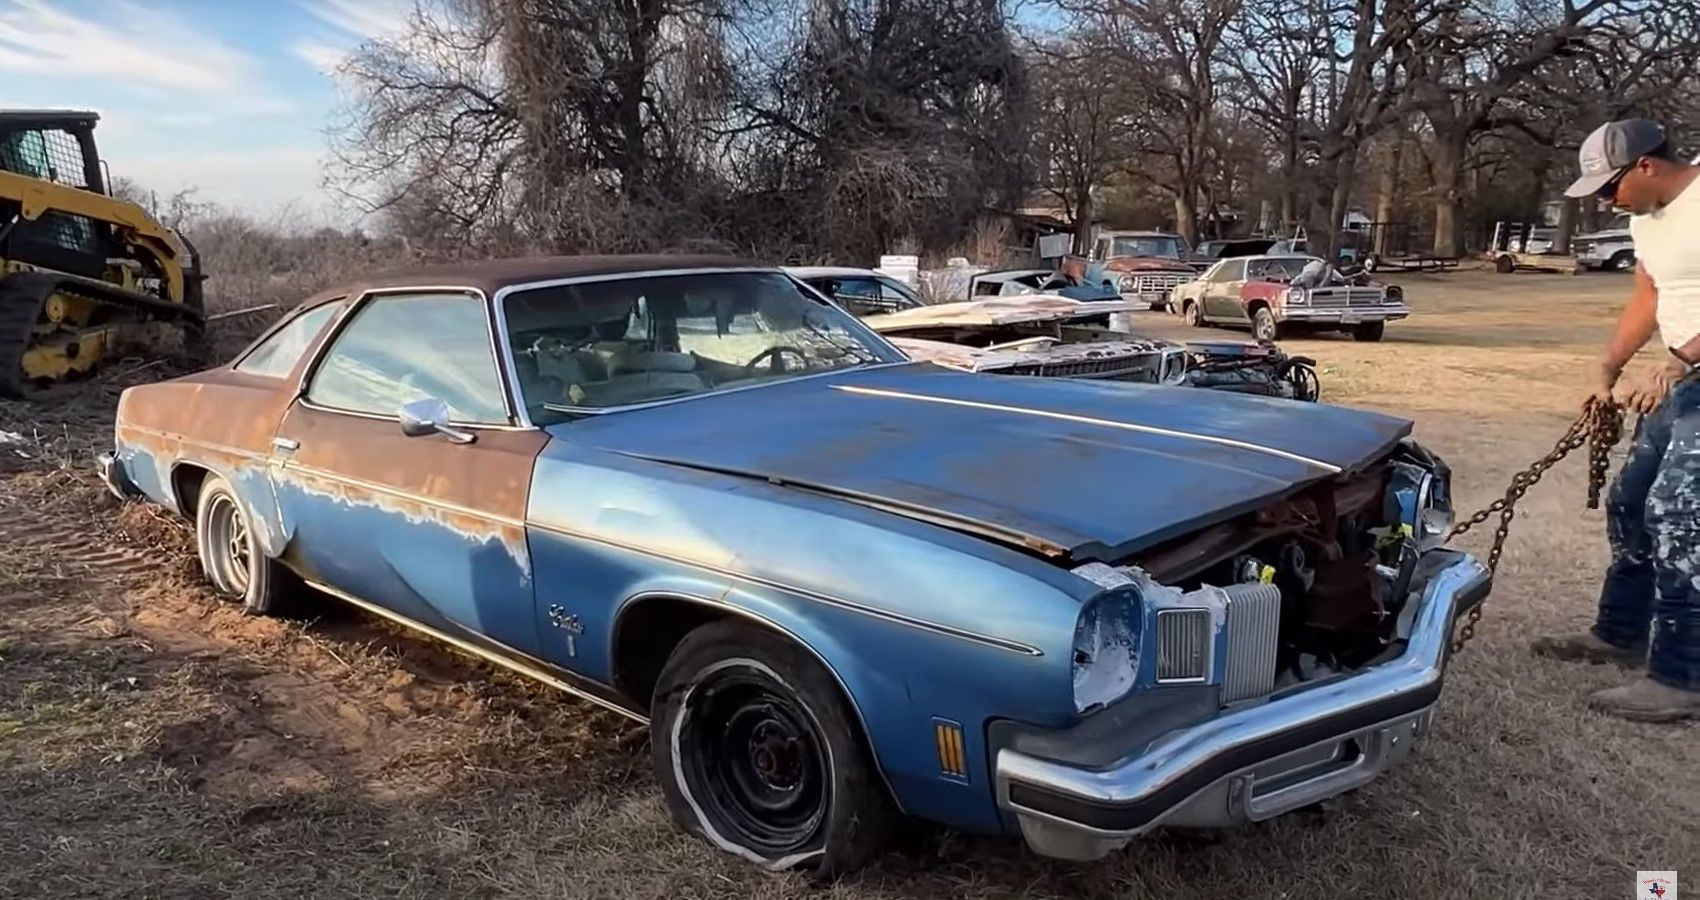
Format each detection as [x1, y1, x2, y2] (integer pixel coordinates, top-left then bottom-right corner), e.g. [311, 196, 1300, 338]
[1221, 582, 1282, 703]
[1156, 608, 1211, 682]
[1133, 273, 1194, 294]
[1004, 355, 1163, 381]
[1304, 287, 1389, 308]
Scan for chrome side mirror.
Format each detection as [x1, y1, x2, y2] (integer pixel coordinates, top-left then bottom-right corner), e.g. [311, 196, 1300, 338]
[399, 397, 475, 444]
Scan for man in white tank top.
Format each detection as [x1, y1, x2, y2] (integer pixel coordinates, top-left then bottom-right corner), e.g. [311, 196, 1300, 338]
[1531, 118, 1700, 722]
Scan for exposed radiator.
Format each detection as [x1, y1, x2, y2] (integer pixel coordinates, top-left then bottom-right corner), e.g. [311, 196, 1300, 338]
[1221, 582, 1282, 703]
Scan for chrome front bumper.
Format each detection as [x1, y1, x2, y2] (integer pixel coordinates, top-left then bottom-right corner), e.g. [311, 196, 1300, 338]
[1279, 303, 1410, 325]
[994, 550, 1490, 861]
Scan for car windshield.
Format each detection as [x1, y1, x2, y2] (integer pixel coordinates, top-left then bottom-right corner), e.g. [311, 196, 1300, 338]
[502, 270, 903, 421]
[1109, 236, 1184, 258]
[1248, 258, 1312, 281]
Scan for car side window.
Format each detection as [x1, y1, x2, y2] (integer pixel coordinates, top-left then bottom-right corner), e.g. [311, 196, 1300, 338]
[234, 301, 343, 378]
[306, 292, 509, 424]
[877, 277, 921, 309]
[1211, 260, 1247, 283]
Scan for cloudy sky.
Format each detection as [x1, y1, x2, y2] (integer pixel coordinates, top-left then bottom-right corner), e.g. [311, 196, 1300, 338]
[0, 0, 413, 224]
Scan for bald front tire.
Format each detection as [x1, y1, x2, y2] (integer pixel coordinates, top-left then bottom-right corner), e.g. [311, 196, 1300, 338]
[651, 621, 895, 879]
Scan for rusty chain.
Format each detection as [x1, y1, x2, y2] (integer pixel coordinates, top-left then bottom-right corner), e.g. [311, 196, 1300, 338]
[1445, 398, 1624, 653]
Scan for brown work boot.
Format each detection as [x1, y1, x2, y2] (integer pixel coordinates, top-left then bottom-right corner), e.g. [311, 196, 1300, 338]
[1528, 631, 1644, 666]
[1587, 677, 1700, 723]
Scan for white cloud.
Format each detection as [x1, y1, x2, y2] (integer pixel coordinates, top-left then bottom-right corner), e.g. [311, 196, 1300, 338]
[292, 39, 350, 75]
[301, 0, 415, 41]
[117, 147, 348, 225]
[0, 0, 262, 95]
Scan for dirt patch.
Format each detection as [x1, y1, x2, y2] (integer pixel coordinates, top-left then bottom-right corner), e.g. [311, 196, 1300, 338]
[1, 270, 1695, 899]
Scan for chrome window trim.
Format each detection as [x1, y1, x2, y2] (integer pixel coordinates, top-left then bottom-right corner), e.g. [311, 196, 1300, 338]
[491, 267, 911, 424]
[229, 295, 348, 375]
[294, 285, 524, 428]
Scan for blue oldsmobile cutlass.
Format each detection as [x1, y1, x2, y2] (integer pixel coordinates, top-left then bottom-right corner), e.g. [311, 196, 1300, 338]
[98, 256, 1488, 876]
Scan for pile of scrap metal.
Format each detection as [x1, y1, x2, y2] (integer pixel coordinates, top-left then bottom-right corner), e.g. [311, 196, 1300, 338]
[1180, 339, 1320, 402]
[858, 295, 1189, 385]
[790, 266, 1321, 399]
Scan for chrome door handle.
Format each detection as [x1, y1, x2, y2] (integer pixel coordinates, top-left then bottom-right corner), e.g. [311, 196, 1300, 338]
[271, 437, 300, 452]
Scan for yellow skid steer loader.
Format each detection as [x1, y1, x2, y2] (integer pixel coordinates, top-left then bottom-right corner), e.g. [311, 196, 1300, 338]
[0, 109, 205, 397]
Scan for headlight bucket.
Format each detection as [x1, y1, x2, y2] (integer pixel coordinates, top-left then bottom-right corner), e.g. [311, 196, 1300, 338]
[1070, 585, 1142, 714]
[1385, 442, 1453, 552]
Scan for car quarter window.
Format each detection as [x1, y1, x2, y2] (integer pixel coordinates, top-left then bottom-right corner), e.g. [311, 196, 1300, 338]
[234, 301, 344, 378]
[305, 292, 509, 424]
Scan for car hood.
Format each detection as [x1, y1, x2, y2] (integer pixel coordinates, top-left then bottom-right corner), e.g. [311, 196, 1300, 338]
[552, 365, 1411, 561]
[1103, 257, 1196, 273]
[865, 296, 1137, 334]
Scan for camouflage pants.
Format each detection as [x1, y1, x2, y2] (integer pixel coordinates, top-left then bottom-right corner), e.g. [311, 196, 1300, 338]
[1595, 378, 1700, 690]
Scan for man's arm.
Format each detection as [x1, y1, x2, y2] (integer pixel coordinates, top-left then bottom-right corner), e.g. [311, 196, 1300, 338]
[1603, 263, 1660, 369]
[1594, 263, 1660, 399]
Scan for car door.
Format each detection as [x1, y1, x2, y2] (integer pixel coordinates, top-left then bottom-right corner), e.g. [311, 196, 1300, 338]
[267, 289, 550, 658]
[1202, 259, 1248, 320]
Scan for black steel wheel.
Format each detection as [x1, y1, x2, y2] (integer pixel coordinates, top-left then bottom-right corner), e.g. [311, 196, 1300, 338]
[652, 621, 894, 878]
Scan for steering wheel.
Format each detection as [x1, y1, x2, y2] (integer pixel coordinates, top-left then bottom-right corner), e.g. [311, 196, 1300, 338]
[743, 345, 810, 375]
[526, 332, 596, 360]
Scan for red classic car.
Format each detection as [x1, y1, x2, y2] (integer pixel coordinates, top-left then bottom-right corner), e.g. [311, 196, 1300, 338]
[1171, 254, 1409, 342]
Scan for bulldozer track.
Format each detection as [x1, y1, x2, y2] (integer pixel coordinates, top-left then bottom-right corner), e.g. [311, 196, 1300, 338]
[0, 269, 206, 399]
[0, 273, 48, 398]
[0, 501, 165, 580]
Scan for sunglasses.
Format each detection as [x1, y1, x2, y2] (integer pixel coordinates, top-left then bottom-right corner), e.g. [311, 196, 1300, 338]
[1595, 164, 1633, 200]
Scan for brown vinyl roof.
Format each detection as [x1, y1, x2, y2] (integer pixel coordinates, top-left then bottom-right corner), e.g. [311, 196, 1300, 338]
[301, 254, 765, 306]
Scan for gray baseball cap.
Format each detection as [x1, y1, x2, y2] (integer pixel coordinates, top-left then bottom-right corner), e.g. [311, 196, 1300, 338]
[1565, 118, 1668, 197]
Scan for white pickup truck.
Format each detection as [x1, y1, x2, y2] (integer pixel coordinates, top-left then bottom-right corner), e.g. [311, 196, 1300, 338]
[1572, 216, 1636, 272]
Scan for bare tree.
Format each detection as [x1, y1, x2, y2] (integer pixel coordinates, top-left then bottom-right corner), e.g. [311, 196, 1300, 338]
[1026, 38, 1144, 251]
[1051, 0, 1243, 244]
[1403, 0, 1680, 256]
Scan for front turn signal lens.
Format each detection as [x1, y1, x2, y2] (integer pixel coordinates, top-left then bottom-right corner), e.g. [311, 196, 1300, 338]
[933, 718, 967, 781]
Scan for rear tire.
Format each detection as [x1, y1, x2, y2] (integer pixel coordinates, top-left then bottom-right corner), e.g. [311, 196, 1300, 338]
[651, 621, 895, 878]
[1352, 321, 1386, 342]
[194, 475, 300, 616]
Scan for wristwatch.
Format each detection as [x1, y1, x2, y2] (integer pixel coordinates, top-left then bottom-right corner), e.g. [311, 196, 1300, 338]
[1669, 346, 1699, 371]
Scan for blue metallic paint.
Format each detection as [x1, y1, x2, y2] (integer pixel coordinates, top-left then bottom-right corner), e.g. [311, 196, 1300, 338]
[107, 322, 1438, 846]
[552, 364, 1410, 561]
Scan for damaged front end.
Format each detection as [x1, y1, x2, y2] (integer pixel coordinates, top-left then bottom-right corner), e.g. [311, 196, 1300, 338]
[993, 440, 1489, 861]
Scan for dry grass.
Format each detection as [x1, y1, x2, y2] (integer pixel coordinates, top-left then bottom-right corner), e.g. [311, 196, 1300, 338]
[1, 268, 1695, 899]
